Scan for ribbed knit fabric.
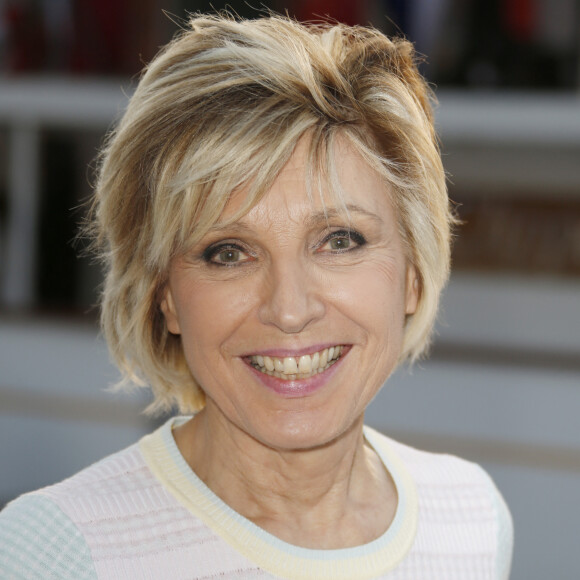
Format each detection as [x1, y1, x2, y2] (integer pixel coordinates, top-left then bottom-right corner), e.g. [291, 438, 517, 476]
[0, 495, 96, 579]
[0, 417, 513, 579]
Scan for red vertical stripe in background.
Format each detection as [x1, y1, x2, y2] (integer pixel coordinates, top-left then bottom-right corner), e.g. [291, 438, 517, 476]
[3, 1, 46, 72]
[503, 0, 535, 42]
[71, 0, 129, 74]
[293, 0, 369, 26]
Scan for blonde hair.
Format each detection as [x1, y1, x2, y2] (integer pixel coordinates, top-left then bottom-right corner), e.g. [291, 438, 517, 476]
[91, 14, 454, 414]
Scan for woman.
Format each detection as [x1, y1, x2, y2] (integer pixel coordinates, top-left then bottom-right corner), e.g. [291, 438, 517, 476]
[0, 14, 513, 579]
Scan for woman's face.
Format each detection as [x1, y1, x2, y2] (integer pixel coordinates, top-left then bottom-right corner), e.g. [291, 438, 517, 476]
[161, 138, 418, 452]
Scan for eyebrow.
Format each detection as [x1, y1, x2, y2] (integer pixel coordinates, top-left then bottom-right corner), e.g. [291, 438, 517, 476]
[305, 204, 385, 227]
[206, 221, 255, 235]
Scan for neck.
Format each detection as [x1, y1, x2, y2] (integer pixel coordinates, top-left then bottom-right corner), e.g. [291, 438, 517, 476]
[174, 406, 397, 549]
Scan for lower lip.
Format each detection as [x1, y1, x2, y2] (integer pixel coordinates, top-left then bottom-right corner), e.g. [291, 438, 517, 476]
[245, 348, 349, 398]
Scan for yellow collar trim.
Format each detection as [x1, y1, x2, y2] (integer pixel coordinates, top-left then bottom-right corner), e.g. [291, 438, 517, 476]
[140, 417, 417, 580]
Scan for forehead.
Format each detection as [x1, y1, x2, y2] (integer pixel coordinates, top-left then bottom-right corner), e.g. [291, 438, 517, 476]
[216, 135, 395, 230]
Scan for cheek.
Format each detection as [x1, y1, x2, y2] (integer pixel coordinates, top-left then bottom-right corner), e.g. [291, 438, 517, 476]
[328, 262, 408, 328]
[173, 279, 256, 352]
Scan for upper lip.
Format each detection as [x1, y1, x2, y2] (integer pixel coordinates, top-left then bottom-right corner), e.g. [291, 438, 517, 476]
[240, 343, 346, 358]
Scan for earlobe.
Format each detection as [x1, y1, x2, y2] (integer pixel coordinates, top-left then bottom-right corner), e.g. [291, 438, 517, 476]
[160, 287, 182, 335]
[405, 265, 419, 315]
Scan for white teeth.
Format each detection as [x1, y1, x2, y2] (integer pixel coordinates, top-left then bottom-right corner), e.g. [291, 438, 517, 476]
[249, 346, 343, 379]
[298, 355, 312, 373]
[283, 357, 298, 374]
[311, 351, 319, 369]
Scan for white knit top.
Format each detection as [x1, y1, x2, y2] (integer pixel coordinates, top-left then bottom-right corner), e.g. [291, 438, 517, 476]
[0, 417, 513, 579]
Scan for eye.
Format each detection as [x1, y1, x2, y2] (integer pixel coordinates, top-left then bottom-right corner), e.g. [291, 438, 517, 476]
[202, 243, 253, 266]
[319, 229, 366, 253]
[328, 236, 352, 251]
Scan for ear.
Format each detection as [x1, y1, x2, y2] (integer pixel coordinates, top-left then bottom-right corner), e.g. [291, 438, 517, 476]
[159, 285, 182, 335]
[405, 264, 419, 315]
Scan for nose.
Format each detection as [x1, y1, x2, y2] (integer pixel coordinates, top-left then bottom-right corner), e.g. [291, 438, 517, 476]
[257, 256, 326, 334]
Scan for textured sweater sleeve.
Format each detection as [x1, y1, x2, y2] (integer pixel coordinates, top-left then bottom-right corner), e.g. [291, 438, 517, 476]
[0, 494, 97, 580]
[476, 465, 514, 580]
[493, 483, 514, 580]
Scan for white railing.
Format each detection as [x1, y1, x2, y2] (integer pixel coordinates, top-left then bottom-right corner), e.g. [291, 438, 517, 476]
[0, 77, 131, 309]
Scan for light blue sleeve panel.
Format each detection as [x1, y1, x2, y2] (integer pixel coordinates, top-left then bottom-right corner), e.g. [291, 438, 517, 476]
[0, 493, 97, 580]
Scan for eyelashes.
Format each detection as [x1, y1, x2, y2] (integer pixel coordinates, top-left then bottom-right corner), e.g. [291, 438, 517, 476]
[319, 229, 367, 253]
[201, 242, 253, 266]
[201, 228, 367, 267]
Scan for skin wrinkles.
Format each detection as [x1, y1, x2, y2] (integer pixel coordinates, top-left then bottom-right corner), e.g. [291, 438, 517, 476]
[161, 136, 418, 549]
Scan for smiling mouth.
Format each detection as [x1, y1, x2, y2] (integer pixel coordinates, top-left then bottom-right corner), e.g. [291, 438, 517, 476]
[249, 346, 344, 380]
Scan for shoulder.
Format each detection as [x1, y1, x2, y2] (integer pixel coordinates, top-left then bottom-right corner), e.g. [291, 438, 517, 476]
[39, 441, 148, 498]
[29, 441, 172, 532]
[47, 442, 153, 499]
[365, 426, 514, 578]
[0, 442, 154, 580]
[0, 493, 97, 579]
[366, 426, 502, 491]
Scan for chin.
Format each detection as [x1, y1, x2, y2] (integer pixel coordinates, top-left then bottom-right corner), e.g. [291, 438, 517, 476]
[249, 412, 359, 453]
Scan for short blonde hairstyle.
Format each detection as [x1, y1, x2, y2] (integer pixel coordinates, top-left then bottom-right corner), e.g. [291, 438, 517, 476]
[91, 13, 453, 414]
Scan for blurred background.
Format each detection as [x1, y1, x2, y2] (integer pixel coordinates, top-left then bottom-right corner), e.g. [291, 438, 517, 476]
[0, 0, 579, 577]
